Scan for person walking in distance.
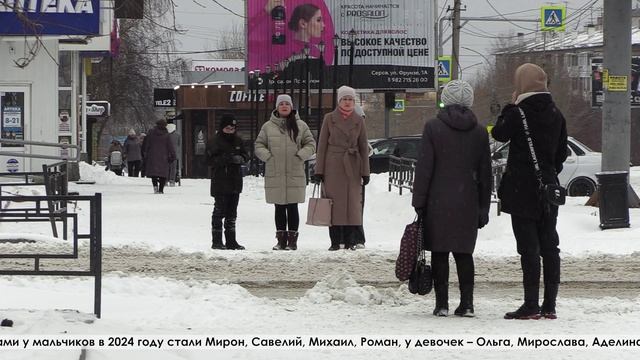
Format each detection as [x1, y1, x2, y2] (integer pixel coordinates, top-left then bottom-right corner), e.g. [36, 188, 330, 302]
[206, 114, 248, 250]
[167, 122, 181, 186]
[491, 63, 568, 320]
[123, 129, 142, 177]
[142, 119, 176, 194]
[412, 80, 492, 317]
[313, 86, 370, 251]
[255, 94, 316, 250]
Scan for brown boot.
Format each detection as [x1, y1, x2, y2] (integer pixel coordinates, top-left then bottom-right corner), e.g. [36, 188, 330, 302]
[285, 231, 299, 250]
[272, 230, 287, 250]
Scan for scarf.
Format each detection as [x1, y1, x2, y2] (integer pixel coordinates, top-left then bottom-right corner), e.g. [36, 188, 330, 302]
[338, 106, 353, 119]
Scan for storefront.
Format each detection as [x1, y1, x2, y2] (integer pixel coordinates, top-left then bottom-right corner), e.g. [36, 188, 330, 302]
[175, 84, 333, 178]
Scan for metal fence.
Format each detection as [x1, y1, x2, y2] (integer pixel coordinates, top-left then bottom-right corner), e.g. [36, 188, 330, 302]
[388, 155, 416, 195]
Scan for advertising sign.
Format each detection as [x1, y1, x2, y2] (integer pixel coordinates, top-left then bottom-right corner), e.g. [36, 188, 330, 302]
[59, 110, 71, 133]
[0, 0, 101, 36]
[191, 60, 245, 72]
[591, 57, 640, 107]
[153, 89, 176, 108]
[246, 0, 436, 90]
[1, 92, 25, 146]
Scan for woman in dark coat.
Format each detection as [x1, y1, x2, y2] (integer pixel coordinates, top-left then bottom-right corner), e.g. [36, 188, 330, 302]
[142, 119, 176, 194]
[412, 80, 492, 317]
[123, 129, 142, 177]
[206, 114, 248, 250]
[491, 63, 567, 320]
[313, 86, 370, 251]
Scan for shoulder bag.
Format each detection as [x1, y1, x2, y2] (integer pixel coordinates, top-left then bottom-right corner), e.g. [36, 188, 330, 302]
[408, 216, 432, 295]
[306, 183, 333, 226]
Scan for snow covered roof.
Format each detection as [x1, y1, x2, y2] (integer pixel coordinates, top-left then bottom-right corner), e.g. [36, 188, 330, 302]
[497, 28, 640, 54]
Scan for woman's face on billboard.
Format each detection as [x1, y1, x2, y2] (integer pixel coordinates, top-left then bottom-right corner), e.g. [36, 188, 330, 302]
[306, 10, 324, 38]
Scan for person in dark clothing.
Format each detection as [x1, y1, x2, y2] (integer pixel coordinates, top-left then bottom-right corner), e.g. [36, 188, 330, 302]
[206, 114, 249, 250]
[412, 80, 492, 318]
[123, 129, 143, 177]
[142, 120, 176, 194]
[491, 63, 568, 320]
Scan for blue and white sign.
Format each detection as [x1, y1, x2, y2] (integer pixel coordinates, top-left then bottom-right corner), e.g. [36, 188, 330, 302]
[6, 158, 20, 173]
[0, 0, 100, 36]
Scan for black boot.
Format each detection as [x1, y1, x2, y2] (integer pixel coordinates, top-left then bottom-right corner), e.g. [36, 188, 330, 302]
[211, 230, 225, 250]
[454, 283, 475, 317]
[504, 286, 540, 320]
[328, 227, 340, 251]
[285, 231, 299, 250]
[541, 283, 558, 319]
[273, 231, 287, 250]
[432, 281, 449, 317]
[224, 230, 245, 250]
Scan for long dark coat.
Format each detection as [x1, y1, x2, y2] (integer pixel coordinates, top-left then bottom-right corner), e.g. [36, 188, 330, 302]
[206, 132, 249, 196]
[123, 135, 142, 162]
[491, 94, 568, 220]
[314, 110, 370, 225]
[412, 105, 492, 254]
[142, 126, 176, 178]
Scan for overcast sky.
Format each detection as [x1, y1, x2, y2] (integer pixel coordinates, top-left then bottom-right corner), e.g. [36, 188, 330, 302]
[172, 0, 608, 81]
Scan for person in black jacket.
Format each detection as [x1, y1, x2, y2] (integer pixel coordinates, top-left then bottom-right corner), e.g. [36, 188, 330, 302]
[412, 80, 492, 318]
[491, 63, 568, 320]
[206, 114, 249, 250]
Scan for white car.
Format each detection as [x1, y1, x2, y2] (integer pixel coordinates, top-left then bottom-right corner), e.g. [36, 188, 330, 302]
[492, 136, 601, 196]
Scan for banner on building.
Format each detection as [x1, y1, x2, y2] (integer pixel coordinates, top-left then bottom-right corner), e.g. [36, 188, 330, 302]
[153, 89, 176, 108]
[1, 92, 25, 146]
[0, 0, 101, 36]
[246, 0, 436, 90]
[591, 57, 640, 107]
[191, 60, 245, 72]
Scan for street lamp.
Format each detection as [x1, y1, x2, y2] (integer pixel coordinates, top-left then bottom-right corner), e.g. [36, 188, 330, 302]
[249, 70, 255, 161]
[253, 69, 261, 175]
[317, 40, 325, 137]
[265, 65, 271, 122]
[332, 34, 340, 108]
[289, 52, 296, 98]
[272, 63, 279, 110]
[304, 43, 310, 118]
[282, 58, 290, 99]
[348, 28, 356, 87]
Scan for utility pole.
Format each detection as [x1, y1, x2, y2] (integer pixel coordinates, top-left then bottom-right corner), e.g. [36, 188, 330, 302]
[451, 0, 462, 80]
[600, 0, 632, 229]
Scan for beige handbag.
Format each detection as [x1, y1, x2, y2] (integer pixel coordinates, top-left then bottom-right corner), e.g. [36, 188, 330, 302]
[306, 184, 332, 226]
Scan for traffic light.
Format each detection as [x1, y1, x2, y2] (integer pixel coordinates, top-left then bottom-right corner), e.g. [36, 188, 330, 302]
[436, 90, 445, 109]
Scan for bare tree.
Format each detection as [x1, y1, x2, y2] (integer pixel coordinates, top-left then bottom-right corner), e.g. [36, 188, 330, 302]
[208, 23, 245, 59]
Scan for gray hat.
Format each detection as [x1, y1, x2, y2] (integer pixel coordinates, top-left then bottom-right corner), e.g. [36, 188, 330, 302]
[441, 80, 474, 108]
[276, 94, 293, 107]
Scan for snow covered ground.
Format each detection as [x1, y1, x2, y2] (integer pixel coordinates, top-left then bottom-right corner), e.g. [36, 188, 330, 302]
[1, 163, 639, 359]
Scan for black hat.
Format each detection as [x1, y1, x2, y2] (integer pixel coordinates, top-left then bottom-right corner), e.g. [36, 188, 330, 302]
[219, 113, 237, 130]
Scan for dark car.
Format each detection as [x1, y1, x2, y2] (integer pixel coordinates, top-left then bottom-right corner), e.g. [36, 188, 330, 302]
[368, 136, 421, 173]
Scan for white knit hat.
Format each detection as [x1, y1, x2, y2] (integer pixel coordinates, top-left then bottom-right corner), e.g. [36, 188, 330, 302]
[337, 85, 356, 103]
[276, 94, 293, 107]
[441, 80, 474, 108]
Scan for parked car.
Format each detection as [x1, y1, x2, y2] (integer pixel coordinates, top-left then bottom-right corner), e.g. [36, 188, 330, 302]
[491, 136, 601, 196]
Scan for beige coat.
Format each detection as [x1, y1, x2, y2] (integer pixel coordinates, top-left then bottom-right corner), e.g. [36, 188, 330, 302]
[255, 111, 316, 204]
[314, 110, 370, 225]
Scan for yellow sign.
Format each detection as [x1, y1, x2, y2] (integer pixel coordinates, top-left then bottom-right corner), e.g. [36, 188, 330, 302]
[608, 75, 628, 92]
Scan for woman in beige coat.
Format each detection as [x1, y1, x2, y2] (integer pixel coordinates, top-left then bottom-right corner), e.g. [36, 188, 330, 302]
[313, 86, 370, 250]
[255, 94, 316, 251]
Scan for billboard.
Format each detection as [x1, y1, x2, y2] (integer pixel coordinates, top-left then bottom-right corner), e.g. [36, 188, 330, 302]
[0, 0, 100, 36]
[591, 57, 640, 107]
[191, 60, 245, 72]
[246, 0, 435, 90]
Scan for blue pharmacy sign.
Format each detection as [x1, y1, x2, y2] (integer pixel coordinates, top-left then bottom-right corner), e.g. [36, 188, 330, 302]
[0, 0, 101, 36]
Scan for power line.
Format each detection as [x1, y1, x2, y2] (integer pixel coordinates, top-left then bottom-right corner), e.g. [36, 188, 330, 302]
[210, 0, 245, 18]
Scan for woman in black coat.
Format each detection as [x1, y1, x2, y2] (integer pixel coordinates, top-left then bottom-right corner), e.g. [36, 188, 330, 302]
[412, 80, 492, 318]
[206, 114, 249, 250]
[491, 63, 568, 320]
[142, 120, 176, 193]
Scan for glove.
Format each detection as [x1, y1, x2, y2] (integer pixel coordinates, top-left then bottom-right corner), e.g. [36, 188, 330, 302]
[478, 212, 489, 229]
[312, 174, 324, 183]
[230, 155, 245, 164]
[362, 176, 370, 186]
[414, 207, 424, 218]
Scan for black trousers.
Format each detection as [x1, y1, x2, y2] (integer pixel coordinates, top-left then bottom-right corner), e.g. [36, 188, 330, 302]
[275, 203, 299, 231]
[329, 225, 359, 246]
[127, 160, 141, 177]
[431, 252, 475, 286]
[151, 177, 167, 193]
[510, 206, 561, 291]
[212, 194, 240, 232]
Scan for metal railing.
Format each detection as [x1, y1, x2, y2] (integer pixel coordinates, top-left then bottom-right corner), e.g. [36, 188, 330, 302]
[0, 193, 103, 318]
[0, 138, 80, 161]
[388, 155, 416, 195]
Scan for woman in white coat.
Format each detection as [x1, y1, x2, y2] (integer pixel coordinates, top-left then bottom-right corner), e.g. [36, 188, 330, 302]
[255, 95, 316, 251]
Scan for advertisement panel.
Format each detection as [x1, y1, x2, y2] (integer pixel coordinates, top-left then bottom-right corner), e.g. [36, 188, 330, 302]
[0, 0, 100, 36]
[591, 57, 640, 107]
[191, 60, 245, 72]
[1, 92, 25, 146]
[246, 0, 435, 90]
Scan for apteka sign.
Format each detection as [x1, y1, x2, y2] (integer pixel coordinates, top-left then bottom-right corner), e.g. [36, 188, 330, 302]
[0, 0, 100, 36]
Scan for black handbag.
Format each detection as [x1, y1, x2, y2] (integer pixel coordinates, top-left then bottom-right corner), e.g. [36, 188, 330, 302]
[517, 107, 566, 207]
[408, 217, 432, 295]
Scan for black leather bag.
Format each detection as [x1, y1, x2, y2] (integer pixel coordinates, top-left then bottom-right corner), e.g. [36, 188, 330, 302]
[408, 217, 432, 295]
[541, 183, 566, 206]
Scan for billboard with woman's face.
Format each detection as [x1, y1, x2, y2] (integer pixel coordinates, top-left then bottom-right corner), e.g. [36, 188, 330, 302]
[246, 0, 435, 90]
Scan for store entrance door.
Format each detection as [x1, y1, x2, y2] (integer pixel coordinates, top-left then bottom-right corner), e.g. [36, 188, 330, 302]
[190, 110, 209, 178]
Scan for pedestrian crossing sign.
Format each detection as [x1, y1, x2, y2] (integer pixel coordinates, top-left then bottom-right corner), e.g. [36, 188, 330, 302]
[438, 56, 452, 83]
[541, 6, 566, 31]
[392, 99, 405, 112]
